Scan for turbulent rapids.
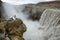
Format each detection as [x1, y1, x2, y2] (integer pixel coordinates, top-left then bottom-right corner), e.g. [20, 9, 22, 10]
[2, 2, 43, 40]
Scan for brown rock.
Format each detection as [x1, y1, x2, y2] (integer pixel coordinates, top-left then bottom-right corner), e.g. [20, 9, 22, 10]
[9, 34, 24, 40]
[5, 18, 26, 40]
[0, 18, 26, 40]
[0, 21, 7, 40]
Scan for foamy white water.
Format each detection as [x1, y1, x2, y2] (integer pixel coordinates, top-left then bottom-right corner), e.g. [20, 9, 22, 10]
[2, 2, 44, 40]
[39, 9, 60, 40]
[2, 2, 60, 40]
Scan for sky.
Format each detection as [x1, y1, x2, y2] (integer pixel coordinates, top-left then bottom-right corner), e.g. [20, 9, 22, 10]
[1, 0, 56, 5]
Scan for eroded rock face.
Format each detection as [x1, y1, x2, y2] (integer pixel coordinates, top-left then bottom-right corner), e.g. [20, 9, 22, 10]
[0, 0, 2, 18]
[22, 6, 43, 21]
[22, 1, 60, 21]
[39, 9, 60, 40]
[0, 18, 26, 40]
[29, 13, 41, 21]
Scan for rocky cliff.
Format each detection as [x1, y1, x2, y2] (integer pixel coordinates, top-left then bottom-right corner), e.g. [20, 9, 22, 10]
[37, 1, 60, 7]
[22, 1, 60, 21]
[0, 0, 2, 18]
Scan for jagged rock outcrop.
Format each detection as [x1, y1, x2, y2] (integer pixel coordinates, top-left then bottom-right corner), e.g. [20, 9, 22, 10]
[6, 18, 26, 40]
[0, 18, 27, 40]
[39, 9, 60, 40]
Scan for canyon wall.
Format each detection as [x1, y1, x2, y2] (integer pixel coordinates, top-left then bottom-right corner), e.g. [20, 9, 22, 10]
[22, 1, 60, 20]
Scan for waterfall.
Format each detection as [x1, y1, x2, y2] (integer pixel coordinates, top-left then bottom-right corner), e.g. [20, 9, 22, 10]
[39, 9, 60, 40]
[40, 9, 60, 30]
[2, 2, 43, 40]
[2, 1, 60, 40]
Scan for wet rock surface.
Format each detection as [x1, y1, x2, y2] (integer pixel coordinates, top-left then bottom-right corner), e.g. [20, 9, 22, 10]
[22, 6, 43, 21]
[0, 18, 26, 40]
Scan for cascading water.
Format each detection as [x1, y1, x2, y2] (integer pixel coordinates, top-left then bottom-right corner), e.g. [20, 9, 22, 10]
[2, 1, 60, 40]
[39, 9, 60, 40]
[2, 2, 43, 40]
